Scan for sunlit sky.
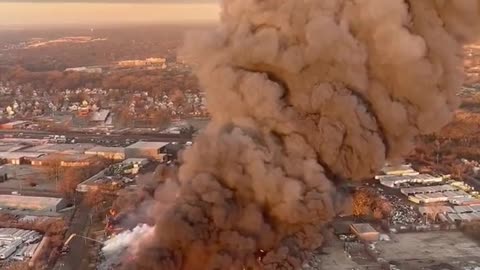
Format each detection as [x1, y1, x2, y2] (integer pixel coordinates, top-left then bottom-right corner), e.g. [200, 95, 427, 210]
[0, 1, 220, 26]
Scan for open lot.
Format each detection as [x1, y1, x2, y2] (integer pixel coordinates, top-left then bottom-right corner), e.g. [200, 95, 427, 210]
[376, 232, 480, 270]
[312, 231, 480, 270]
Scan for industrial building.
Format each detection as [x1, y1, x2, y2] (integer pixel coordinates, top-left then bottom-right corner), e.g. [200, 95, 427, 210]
[85, 146, 126, 160]
[23, 143, 97, 155]
[350, 223, 379, 242]
[400, 185, 458, 196]
[447, 212, 480, 223]
[90, 109, 111, 123]
[59, 154, 96, 167]
[31, 153, 96, 167]
[0, 152, 45, 165]
[0, 195, 66, 212]
[0, 228, 42, 261]
[416, 202, 480, 223]
[378, 174, 443, 188]
[408, 190, 471, 204]
[380, 164, 418, 176]
[125, 141, 169, 160]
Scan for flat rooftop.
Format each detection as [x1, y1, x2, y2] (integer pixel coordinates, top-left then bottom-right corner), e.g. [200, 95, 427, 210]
[91, 109, 110, 122]
[0, 194, 63, 208]
[350, 223, 377, 234]
[23, 143, 98, 154]
[0, 152, 44, 159]
[122, 158, 149, 164]
[86, 146, 125, 154]
[401, 184, 458, 194]
[126, 141, 169, 149]
[381, 164, 415, 174]
[0, 143, 28, 152]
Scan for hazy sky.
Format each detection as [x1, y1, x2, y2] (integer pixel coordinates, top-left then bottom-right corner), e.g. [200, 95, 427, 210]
[0, 1, 220, 26]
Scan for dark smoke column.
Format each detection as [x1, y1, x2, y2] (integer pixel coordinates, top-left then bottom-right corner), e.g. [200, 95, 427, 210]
[133, 1, 480, 269]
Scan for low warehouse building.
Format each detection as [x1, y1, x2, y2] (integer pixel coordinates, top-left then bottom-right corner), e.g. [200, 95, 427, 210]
[125, 141, 169, 160]
[0, 195, 66, 212]
[350, 223, 380, 242]
[0, 152, 44, 165]
[85, 146, 126, 160]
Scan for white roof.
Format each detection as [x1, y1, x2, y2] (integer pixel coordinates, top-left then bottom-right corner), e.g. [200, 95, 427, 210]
[91, 109, 110, 122]
[0, 195, 63, 210]
[126, 141, 169, 149]
[381, 164, 415, 174]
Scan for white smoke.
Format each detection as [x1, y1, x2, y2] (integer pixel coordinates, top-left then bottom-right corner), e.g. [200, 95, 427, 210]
[99, 224, 154, 269]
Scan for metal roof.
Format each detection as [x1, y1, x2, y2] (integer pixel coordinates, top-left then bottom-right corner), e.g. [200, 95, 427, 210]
[0, 152, 44, 159]
[91, 109, 110, 122]
[86, 146, 125, 154]
[350, 223, 378, 234]
[126, 141, 169, 149]
[401, 185, 457, 194]
[0, 195, 63, 210]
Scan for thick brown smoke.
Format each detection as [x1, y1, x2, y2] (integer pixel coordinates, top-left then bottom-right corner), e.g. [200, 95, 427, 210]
[132, 0, 480, 269]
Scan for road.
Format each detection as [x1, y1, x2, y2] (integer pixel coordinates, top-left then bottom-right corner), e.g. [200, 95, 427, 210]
[0, 187, 61, 197]
[0, 129, 192, 144]
[53, 197, 92, 270]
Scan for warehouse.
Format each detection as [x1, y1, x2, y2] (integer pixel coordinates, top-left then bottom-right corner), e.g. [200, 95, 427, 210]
[59, 154, 96, 167]
[378, 174, 443, 188]
[31, 153, 96, 167]
[380, 164, 418, 176]
[400, 185, 458, 196]
[454, 205, 480, 213]
[0, 152, 44, 165]
[23, 143, 96, 155]
[90, 109, 111, 123]
[125, 141, 169, 160]
[350, 223, 379, 242]
[85, 146, 126, 160]
[0, 228, 42, 261]
[408, 190, 471, 204]
[0, 195, 66, 212]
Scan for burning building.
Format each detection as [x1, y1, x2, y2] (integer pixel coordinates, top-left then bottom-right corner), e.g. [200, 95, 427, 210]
[112, 1, 480, 270]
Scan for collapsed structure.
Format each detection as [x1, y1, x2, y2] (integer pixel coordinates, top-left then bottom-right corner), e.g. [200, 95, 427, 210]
[129, 1, 480, 269]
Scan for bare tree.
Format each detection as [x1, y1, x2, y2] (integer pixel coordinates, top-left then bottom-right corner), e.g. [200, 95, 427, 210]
[43, 154, 66, 188]
[58, 168, 83, 199]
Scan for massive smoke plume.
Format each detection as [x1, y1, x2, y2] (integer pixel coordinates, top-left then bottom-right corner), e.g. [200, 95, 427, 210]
[131, 0, 480, 269]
